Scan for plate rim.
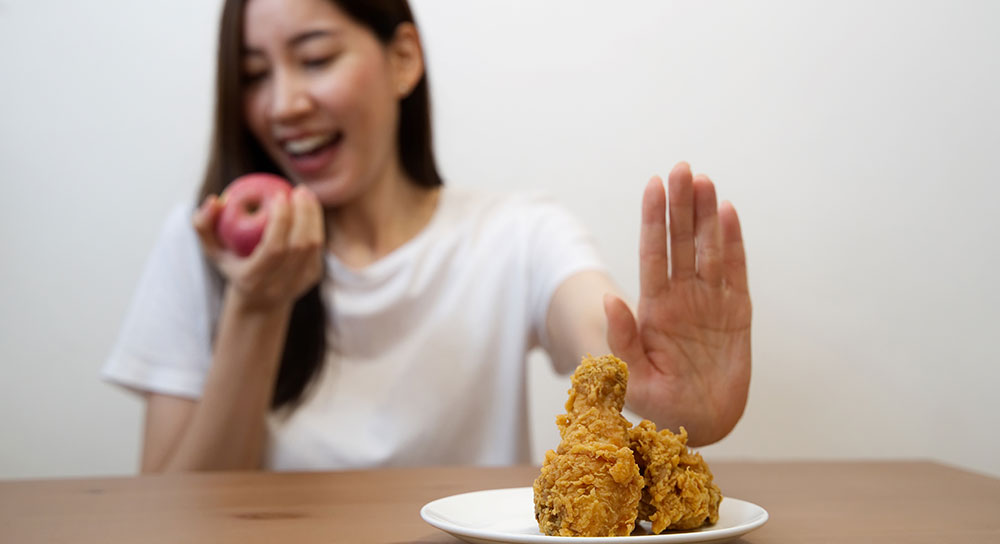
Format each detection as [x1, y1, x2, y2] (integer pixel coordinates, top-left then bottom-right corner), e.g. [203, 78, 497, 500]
[420, 486, 768, 543]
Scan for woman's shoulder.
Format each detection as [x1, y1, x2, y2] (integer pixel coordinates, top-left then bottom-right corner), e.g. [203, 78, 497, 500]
[151, 202, 201, 254]
[158, 202, 197, 235]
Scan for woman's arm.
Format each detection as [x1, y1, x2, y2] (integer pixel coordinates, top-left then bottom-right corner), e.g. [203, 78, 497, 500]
[141, 186, 324, 472]
[544, 270, 620, 374]
[141, 292, 292, 472]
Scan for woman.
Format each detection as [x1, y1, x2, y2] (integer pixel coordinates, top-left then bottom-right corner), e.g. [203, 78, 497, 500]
[103, 0, 752, 472]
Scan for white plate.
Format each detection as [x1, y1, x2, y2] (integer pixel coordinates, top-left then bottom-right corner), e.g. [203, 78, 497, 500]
[420, 487, 768, 543]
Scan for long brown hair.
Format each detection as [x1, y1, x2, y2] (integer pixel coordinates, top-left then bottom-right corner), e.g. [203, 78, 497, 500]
[199, 0, 443, 410]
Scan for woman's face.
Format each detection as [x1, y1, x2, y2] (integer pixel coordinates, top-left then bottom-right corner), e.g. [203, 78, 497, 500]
[242, 0, 409, 206]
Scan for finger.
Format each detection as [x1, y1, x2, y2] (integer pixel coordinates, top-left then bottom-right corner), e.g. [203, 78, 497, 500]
[303, 186, 325, 245]
[288, 186, 325, 282]
[693, 174, 723, 287]
[603, 294, 645, 368]
[668, 162, 696, 281]
[302, 188, 326, 279]
[287, 186, 317, 249]
[720, 200, 749, 293]
[192, 195, 223, 255]
[639, 176, 670, 298]
[249, 191, 292, 266]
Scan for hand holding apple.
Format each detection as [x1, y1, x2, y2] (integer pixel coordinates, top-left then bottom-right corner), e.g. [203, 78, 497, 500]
[216, 173, 294, 257]
[193, 174, 325, 311]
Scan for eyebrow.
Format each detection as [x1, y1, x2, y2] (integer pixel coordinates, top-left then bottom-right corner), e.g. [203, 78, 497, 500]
[243, 29, 341, 56]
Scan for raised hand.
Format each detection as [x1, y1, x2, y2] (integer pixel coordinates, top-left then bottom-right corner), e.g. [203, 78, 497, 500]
[193, 185, 325, 311]
[603, 162, 751, 446]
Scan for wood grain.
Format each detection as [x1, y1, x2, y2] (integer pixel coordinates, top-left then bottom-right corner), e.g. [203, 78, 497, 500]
[1, 462, 997, 543]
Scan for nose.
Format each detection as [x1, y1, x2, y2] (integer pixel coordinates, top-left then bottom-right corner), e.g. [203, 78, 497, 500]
[269, 69, 313, 123]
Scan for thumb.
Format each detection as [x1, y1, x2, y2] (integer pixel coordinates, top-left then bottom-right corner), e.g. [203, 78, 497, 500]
[603, 293, 645, 368]
[193, 195, 224, 257]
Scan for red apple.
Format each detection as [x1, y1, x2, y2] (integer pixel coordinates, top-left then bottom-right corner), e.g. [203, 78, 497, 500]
[216, 173, 293, 257]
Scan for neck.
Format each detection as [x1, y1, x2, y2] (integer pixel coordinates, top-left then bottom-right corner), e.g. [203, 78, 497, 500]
[325, 164, 440, 269]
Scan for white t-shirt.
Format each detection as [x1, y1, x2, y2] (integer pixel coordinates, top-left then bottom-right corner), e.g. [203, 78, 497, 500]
[103, 186, 606, 470]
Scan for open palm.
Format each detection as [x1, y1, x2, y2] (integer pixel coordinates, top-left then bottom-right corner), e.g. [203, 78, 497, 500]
[604, 162, 751, 446]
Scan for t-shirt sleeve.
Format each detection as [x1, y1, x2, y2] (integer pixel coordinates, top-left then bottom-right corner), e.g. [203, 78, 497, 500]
[101, 204, 219, 398]
[522, 194, 608, 350]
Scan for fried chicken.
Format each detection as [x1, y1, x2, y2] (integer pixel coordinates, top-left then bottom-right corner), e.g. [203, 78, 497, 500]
[533, 354, 643, 536]
[533, 354, 723, 536]
[628, 420, 722, 532]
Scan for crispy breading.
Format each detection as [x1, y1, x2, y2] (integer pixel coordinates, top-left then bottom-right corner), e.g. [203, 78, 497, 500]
[533, 355, 643, 536]
[533, 354, 723, 536]
[628, 420, 722, 532]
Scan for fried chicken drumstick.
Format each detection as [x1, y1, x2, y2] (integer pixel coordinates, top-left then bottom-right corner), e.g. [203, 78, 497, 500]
[533, 354, 643, 536]
[629, 421, 721, 532]
[533, 354, 722, 536]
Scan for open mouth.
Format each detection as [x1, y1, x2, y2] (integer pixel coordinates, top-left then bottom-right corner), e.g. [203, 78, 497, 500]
[283, 131, 344, 159]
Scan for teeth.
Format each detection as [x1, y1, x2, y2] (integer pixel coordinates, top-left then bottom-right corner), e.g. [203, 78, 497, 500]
[285, 134, 333, 155]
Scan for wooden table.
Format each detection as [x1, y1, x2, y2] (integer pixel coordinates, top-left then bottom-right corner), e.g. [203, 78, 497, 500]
[1, 461, 998, 543]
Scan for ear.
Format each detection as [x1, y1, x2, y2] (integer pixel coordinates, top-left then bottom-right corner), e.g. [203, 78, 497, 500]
[387, 22, 425, 99]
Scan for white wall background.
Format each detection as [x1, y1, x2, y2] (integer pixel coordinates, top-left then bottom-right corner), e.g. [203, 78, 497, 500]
[1, 0, 998, 479]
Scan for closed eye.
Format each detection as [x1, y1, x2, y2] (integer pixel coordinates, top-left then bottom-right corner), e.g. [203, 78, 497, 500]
[243, 69, 270, 85]
[303, 55, 336, 70]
